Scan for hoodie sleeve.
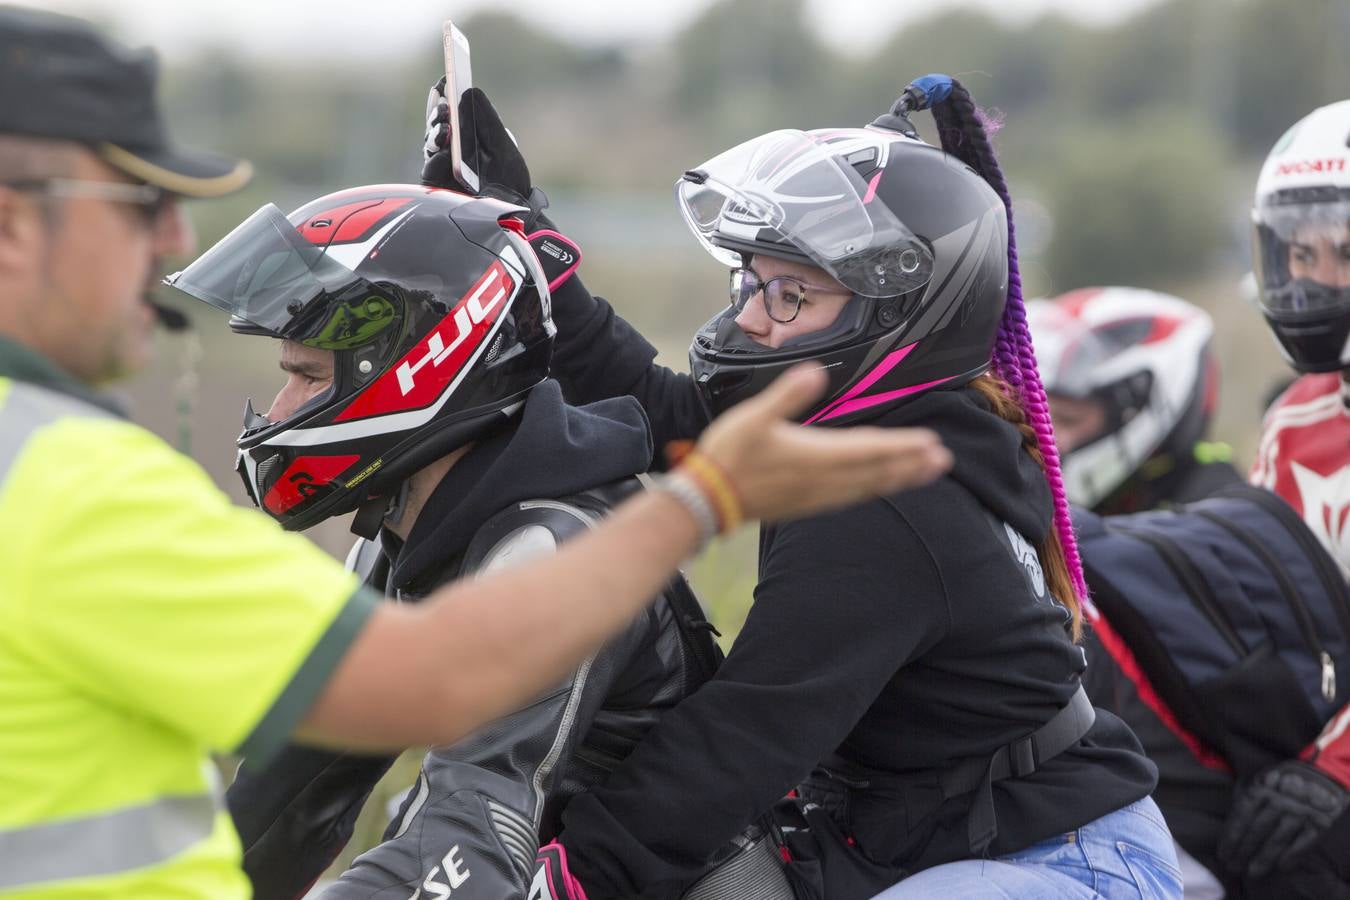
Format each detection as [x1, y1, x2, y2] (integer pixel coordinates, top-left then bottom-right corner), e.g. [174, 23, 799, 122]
[549, 274, 709, 457]
[557, 498, 950, 899]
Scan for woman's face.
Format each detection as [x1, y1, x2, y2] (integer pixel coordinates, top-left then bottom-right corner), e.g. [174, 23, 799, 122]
[732, 254, 854, 349]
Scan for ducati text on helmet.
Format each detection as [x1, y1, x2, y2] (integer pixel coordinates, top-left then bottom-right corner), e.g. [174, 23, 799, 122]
[1028, 288, 1217, 509]
[1251, 99, 1350, 373]
[168, 184, 555, 531]
[677, 127, 1008, 423]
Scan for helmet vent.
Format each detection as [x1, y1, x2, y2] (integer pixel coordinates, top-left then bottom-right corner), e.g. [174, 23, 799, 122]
[256, 453, 284, 492]
[484, 333, 505, 365]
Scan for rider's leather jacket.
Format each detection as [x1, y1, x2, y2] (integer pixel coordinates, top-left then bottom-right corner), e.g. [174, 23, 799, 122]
[226, 383, 721, 900]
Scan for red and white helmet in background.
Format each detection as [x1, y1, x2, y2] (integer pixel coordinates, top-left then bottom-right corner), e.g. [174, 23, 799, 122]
[168, 185, 554, 532]
[1028, 287, 1218, 509]
[1251, 99, 1350, 373]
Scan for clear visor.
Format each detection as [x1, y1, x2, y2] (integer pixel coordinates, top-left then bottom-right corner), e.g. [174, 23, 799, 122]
[1253, 197, 1350, 314]
[676, 129, 933, 298]
[165, 203, 373, 336]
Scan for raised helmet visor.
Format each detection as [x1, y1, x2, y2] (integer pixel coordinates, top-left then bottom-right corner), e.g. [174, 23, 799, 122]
[676, 129, 935, 298]
[164, 203, 396, 346]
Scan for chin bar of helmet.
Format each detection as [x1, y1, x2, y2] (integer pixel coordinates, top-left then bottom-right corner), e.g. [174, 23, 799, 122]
[870, 73, 956, 138]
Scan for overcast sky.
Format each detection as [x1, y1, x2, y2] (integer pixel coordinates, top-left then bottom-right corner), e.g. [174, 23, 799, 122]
[23, 0, 1164, 58]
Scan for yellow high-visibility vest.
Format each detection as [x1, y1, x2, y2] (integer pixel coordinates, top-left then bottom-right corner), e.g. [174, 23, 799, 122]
[0, 362, 375, 898]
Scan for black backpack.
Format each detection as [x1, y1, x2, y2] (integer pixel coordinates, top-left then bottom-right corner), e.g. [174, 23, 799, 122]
[1076, 483, 1350, 776]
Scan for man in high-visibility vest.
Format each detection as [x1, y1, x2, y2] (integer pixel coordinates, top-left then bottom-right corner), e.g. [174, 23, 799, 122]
[0, 8, 951, 897]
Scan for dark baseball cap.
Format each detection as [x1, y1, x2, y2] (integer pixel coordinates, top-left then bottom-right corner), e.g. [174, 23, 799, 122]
[0, 5, 251, 197]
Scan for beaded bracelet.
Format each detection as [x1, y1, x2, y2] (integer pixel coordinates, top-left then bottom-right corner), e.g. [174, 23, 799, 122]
[655, 469, 720, 552]
[679, 451, 745, 533]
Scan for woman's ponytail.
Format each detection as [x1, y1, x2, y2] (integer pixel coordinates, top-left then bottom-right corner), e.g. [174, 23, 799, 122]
[905, 76, 1088, 637]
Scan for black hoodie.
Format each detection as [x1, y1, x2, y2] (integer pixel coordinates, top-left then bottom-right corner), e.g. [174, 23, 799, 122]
[555, 372, 1157, 898]
[228, 380, 665, 900]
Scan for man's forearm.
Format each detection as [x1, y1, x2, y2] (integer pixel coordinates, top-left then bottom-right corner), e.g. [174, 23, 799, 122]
[299, 364, 950, 750]
[300, 489, 700, 750]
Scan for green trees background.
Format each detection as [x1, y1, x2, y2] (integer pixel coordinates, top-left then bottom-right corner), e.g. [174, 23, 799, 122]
[153, 0, 1347, 291]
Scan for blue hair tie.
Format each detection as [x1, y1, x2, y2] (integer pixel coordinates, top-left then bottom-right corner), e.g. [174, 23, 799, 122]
[906, 74, 954, 110]
[871, 73, 956, 137]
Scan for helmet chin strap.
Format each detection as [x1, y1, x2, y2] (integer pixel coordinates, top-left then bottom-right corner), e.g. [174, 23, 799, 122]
[351, 491, 394, 540]
[383, 479, 414, 530]
[350, 481, 414, 540]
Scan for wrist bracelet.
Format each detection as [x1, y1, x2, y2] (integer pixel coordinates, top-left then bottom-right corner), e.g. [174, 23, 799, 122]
[680, 452, 745, 533]
[656, 470, 720, 552]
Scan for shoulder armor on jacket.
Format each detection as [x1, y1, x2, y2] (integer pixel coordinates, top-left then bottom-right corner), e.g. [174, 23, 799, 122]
[463, 499, 598, 577]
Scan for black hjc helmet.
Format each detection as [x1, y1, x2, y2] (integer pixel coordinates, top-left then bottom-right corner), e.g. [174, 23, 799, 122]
[677, 127, 1008, 423]
[168, 184, 554, 531]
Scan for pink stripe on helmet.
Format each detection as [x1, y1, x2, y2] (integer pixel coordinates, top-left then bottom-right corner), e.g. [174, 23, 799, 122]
[805, 342, 916, 424]
[810, 375, 957, 423]
[862, 170, 883, 205]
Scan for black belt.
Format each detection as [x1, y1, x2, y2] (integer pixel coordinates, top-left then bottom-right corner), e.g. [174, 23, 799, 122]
[818, 684, 1096, 856]
[949, 685, 1096, 854]
[940, 684, 1096, 797]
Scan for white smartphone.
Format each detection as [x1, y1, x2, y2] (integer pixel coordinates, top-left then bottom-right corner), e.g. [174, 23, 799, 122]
[442, 20, 479, 193]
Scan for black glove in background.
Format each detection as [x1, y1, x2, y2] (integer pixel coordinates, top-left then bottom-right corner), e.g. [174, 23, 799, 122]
[1217, 759, 1350, 879]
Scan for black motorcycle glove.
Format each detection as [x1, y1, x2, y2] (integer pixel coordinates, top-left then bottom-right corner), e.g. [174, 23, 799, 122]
[422, 80, 535, 206]
[1218, 759, 1350, 878]
[420, 78, 579, 292]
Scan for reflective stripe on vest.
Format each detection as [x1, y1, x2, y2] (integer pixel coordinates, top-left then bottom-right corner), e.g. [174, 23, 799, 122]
[0, 380, 112, 481]
[0, 794, 217, 889]
[0, 383, 217, 889]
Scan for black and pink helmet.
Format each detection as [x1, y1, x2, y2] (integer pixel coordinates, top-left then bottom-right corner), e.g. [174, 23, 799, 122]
[168, 184, 554, 531]
[678, 126, 1008, 423]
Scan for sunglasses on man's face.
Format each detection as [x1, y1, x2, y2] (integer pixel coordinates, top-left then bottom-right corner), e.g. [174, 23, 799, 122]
[3, 177, 172, 228]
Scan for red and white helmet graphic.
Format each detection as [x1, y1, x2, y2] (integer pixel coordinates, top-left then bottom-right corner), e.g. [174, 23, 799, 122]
[1028, 287, 1217, 509]
[168, 184, 554, 531]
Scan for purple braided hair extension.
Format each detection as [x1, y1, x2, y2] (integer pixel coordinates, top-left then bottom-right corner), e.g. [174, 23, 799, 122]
[933, 82, 1089, 607]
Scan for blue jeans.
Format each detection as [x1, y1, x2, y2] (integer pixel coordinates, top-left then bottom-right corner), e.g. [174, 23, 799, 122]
[868, 797, 1183, 899]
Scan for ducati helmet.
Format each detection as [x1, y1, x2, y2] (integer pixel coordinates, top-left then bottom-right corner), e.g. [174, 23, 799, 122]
[1027, 287, 1217, 509]
[1251, 99, 1350, 373]
[677, 127, 1008, 422]
[168, 184, 554, 531]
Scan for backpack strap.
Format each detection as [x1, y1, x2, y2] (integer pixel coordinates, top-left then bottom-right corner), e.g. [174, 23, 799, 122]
[818, 685, 1095, 857]
[943, 685, 1095, 854]
[664, 570, 725, 683]
[937, 685, 1096, 797]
